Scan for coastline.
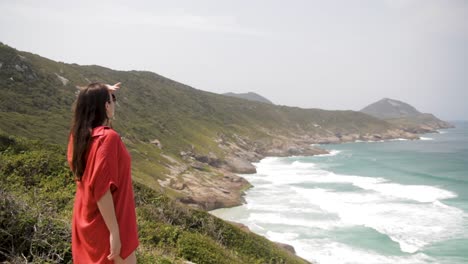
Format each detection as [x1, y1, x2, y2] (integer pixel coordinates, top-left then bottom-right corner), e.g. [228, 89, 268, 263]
[189, 128, 421, 211]
[209, 125, 463, 263]
[166, 122, 454, 212]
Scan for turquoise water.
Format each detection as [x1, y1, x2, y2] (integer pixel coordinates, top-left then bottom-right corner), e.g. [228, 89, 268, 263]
[211, 121, 468, 264]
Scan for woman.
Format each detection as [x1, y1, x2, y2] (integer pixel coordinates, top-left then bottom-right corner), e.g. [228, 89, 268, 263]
[67, 82, 139, 263]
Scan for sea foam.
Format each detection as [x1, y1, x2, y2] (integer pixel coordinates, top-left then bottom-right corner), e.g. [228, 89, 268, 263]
[265, 232, 436, 264]
[242, 157, 466, 255]
[214, 151, 468, 263]
[420, 137, 434, 141]
[315, 150, 342, 157]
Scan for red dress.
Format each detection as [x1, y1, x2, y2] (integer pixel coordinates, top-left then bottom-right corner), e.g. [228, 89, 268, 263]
[67, 126, 139, 263]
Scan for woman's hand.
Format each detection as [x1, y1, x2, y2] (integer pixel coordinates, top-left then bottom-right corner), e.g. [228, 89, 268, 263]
[107, 232, 122, 262]
[106, 82, 121, 92]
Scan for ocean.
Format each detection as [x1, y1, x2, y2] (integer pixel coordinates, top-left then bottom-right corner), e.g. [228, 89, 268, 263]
[211, 121, 468, 264]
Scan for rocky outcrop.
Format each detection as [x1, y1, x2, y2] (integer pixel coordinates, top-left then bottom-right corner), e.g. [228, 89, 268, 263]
[224, 156, 257, 174]
[159, 156, 251, 211]
[0, 53, 38, 82]
[174, 171, 250, 211]
[54, 73, 69, 86]
[150, 139, 162, 149]
[275, 242, 296, 254]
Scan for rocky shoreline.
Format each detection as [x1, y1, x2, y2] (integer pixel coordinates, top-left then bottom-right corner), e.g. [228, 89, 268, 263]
[162, 128, 421, 211]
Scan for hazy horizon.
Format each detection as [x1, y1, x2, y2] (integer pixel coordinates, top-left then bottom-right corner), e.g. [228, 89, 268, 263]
[1, 0, 467, 120]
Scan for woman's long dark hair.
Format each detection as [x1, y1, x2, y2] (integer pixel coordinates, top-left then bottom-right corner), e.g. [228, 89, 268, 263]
[70, 82, 111, 181]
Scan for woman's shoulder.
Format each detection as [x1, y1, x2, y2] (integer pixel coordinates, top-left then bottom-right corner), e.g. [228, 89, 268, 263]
[93, 126, 121, 141]
[103, 127, 121, 141]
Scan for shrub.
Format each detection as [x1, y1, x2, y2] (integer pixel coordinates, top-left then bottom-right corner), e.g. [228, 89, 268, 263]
[0, 189, 72, 263]
[177, 232, 239, 264]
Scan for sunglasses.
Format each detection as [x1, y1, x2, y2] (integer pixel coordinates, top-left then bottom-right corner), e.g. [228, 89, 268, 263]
[109, 94, 117, 103]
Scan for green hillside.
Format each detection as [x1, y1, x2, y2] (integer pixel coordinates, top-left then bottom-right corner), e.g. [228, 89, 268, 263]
[0, 42, 411, 206]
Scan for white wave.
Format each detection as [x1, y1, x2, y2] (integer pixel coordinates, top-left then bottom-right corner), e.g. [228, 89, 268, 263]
[254, 156, 282, 166]
[291, 161, 317, 169]
[293, 187, 465, 253]
[355, 140, 385, 143]
[265, 235, 436, 264]
[245, 202, 324, 214]
[315, 150, 341, 157]
[250, 157, 459, 203]
[420, 137, 434, 141]
[248, 212, 347, 230]
[254, 158, 458, 203]
[249, 161, 321, 185]
[388, 138, 408, 141]
[225, 155, 468, 261]
[266, 230, 299, 241]
[244, 172, 463, 253]
[353, 181, 456, 202]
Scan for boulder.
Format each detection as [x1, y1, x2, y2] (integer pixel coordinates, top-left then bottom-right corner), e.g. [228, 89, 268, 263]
[275, 242, 296, 254]
[224, 156, 256, 174]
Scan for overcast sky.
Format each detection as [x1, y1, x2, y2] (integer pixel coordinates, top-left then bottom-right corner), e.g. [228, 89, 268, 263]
[1, 0, 467, 120]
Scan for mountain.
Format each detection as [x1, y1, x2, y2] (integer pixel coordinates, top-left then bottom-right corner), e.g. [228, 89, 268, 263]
[361, 98, 421, 119]
[223, 92, 274, 104]
[361, 98, 454, 133]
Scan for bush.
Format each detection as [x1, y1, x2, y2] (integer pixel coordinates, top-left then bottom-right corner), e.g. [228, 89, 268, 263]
[0, 189, 72, 263]
[0, 136, 73, 263]
[177, 232, 239, 264]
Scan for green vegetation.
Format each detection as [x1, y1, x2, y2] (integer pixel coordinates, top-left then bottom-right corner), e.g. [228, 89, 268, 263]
[0, 135, 74, 263]
[0, 135, 308, 263]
